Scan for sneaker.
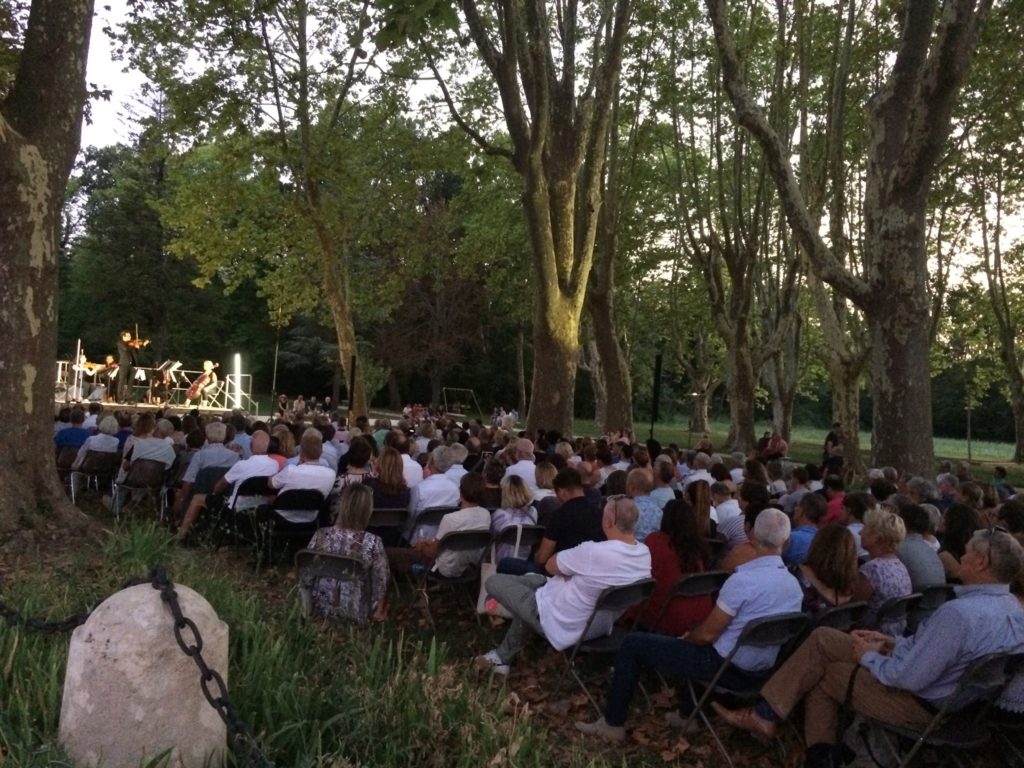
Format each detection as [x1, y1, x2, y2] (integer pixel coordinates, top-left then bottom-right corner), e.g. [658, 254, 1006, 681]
[574, 717, 626, 743]
[474, 649, 510, 676]
[664, 710, 703, 736]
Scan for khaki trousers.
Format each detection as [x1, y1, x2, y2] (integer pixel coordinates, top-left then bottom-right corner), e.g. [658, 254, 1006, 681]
[761, 627, 935, 745]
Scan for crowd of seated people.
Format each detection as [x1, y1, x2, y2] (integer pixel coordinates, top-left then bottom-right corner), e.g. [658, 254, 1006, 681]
[57, 407, 1024, 764]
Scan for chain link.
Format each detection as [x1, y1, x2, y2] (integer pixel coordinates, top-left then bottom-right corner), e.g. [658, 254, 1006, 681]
[150, 564, 274, 768]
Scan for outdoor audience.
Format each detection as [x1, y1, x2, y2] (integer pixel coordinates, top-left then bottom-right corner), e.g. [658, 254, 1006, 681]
[59, 404, 1024, 766]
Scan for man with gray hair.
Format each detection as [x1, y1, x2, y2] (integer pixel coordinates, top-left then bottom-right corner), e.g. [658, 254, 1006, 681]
[504, 437, 539, 494]
[476, 496, 652, 676]
[577, 508, 802, 742]
[406, 445, 460, 543]
[713, 528, 1024, 768]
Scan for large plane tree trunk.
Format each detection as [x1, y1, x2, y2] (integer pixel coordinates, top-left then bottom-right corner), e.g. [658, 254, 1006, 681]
[0, 0, 94, 540]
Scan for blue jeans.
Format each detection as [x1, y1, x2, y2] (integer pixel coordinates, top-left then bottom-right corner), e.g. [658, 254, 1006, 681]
[497, 556, 545, 576]
[604, 633, 765, 726]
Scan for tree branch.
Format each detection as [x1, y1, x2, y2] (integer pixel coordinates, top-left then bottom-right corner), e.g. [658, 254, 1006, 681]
[705, 0, 871, 307]
[422, 50, 514, 159]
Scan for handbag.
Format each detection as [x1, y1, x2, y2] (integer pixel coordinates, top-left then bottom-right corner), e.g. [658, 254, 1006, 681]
[476, 525, 527, 617]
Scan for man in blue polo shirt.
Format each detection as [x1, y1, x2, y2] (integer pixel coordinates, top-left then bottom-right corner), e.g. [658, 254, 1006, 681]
[576, 508, 802, 742]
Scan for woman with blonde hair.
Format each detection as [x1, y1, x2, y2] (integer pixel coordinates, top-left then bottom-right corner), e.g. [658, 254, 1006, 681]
[304, 484, 389, 623]
[491, 475, 538, 561]
[270, 424, 296, 469]
[368, 446, 410, 510]
[852, 507, 912, 634]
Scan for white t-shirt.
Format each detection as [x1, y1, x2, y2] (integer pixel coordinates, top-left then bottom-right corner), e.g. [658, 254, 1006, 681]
[715, 498, 743, 528]
[536, 539, 652, 651]
[223, 455, 279, 506]
[432, 506, 491, 577]
[269, 462, 335, 497]
[505, 459, 539, 495]
[402, 453, 424, 489]
[407, 473, 460, 543]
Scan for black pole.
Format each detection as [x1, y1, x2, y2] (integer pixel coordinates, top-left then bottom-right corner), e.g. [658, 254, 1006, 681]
[348, 355, 357, 420]
[650, 352, 663, 440]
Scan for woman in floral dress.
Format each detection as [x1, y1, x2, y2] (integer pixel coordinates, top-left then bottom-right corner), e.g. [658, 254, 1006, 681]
[304, 483, 388, 623]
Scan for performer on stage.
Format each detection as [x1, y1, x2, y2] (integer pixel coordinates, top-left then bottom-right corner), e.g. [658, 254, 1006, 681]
[116, 330, 149, 403]
[187, 360, 219, 407]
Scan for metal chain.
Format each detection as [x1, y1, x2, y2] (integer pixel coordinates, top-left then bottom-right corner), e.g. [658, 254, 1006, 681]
[0, 576, 147, 634]
[150, 564, 274, 768]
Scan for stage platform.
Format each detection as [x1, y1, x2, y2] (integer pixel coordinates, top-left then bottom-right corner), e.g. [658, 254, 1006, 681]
[55, 358, 261, 417]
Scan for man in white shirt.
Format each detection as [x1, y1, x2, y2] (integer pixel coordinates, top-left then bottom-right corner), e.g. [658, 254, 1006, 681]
[270, 431, 336, 500]
[476, 496, 652, 676]
[445, 443, 469, 484]
[711, 481, 742, 528]
[176, 430, 278, 540]
[406, 445, 460, 543]
[388, 473, 491, 577]
[681, 452, 714, 491]
[504, 438, 539, 495]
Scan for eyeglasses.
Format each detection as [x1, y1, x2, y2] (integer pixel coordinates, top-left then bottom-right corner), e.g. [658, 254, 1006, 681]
[976, 525, 1009, 536]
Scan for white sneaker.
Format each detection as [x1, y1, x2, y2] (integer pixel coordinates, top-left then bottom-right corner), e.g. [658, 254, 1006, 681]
[474, 649, 510, 676]
[574, 716, 626, 743]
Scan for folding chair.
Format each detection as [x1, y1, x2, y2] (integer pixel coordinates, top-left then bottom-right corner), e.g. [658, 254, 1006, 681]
[368, 506, 410, 529]
[413, 505, 458, 531]
[69, 450, 120, 504]
[906, 584, 955, 635]
[871, 652, 1023, 767]
[869, 592, 923, 634]
[294, 548, 370, 621]
[366, 506, 409, 549]
[813, 601, 868, 633]
[417, 529, 493, 629]
[651, 571, 730, 631]
[56, 445, 80, 483]
[256, 489, 327, 564]
[111, 459, 169, 520]
[683, 612, 810, 768]
[492, 524, 546, 560]
[211, 474, 274, 549]
[562, 578, 656, 715]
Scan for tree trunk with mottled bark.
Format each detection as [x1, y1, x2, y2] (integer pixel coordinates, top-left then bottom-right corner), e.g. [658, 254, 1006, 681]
[723, 341, 757, 452]
[0, 0, 94, 540]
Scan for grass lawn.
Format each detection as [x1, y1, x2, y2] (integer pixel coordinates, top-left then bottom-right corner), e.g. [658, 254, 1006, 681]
[572, 418, 1024, 486]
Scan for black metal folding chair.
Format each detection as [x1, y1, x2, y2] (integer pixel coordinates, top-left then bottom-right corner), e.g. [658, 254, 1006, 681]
[869, 592, 923, 634]
[368, 506, 409, 529]
[872, 652, 1023, 767]
[69, 450, 120, 504]
[492, 524, 546, 561]
[651, 571, 730, 631]
[111, 458, 169, 520]
[417, 529, 494, 629]
[561, 578, 657, 715]
[813, 601, 868, 633]
[256, 489, 327, 564]
[684, 612, 810, 768]
[906, 584, 955, 635]
[294, 548, 370, 621]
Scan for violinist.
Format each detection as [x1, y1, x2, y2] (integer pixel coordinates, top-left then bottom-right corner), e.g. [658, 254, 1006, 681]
[116, 330, 149, 402]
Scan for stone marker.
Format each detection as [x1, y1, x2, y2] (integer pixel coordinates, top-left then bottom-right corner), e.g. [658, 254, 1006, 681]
[59, 582, 229, 768]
